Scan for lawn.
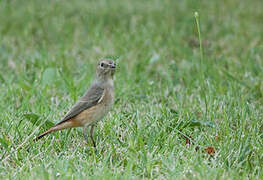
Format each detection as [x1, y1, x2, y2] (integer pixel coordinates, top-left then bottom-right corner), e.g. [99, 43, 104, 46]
[0, 0, 262, 179]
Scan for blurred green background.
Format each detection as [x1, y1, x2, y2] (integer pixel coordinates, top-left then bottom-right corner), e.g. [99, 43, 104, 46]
[0, 0, 262, 179]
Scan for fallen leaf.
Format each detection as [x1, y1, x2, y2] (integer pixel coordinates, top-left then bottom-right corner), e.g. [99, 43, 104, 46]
[205, 146, 215, 155]
[185, 136, 193, 148]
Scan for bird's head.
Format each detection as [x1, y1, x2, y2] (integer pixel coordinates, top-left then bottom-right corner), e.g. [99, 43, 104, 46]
[96, 59, 116, 81]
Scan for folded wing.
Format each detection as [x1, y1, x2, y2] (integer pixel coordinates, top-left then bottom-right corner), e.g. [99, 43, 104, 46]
[56, 84, 104, 125]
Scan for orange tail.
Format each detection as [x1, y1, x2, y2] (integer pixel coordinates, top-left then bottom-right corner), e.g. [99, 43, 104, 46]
[34, 128, 55, 141]
[34, 119, 81, 141]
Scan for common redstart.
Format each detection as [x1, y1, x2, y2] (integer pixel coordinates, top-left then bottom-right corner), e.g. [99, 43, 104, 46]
[34, 59, 116, 147]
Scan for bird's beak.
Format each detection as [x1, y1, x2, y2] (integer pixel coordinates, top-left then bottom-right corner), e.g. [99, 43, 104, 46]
[110, 63, 116, 69]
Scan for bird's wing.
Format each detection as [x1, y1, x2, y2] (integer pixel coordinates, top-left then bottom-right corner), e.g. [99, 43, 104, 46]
[56, 84, 104, 125]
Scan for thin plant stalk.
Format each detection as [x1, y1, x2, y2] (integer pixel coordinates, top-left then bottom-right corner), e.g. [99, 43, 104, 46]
[194, 12, 208, 118]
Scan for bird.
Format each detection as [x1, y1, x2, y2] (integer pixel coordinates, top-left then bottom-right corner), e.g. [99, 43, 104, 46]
[34, 59, 116, 147]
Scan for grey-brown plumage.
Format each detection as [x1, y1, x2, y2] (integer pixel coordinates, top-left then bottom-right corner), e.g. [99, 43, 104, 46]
[58, 85, 104, 125]
[34, 59, 116, 147]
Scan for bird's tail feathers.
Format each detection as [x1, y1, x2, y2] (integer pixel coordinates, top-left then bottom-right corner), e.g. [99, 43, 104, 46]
[34, 119, 79, 141]
[34, 126, 58, 141]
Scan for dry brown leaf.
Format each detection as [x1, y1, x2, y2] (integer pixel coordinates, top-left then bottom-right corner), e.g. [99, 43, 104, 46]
[204, 146, 215, 155]
[185, 136, 193, 148]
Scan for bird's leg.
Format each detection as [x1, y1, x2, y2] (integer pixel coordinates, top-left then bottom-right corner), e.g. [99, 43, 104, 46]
[90, 125, 96, 148]
[83, 124, 89, 143]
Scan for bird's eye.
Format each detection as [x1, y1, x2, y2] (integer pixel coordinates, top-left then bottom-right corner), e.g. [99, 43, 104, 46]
[100, 63, 104, 67]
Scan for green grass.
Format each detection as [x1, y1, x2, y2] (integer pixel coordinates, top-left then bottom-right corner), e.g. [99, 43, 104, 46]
[0, 0, 262, 179]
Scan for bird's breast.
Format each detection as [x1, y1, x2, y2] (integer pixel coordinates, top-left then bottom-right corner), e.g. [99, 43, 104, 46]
[101, 87, 114, 113]
[77, 87, 114, 126]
